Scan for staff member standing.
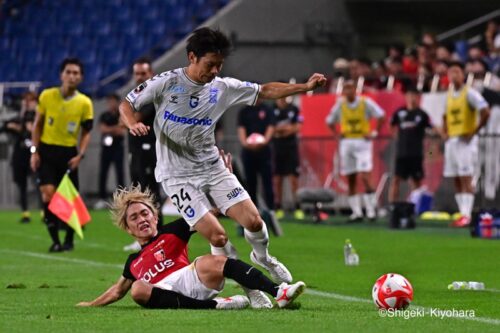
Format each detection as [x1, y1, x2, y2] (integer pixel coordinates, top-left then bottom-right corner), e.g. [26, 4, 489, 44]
[388, 87, 433, 202]
[238, 100, 276, 213]
[442, 61, 490, 227]
[272, 96, 304, 220]
[326, 80, 385, 222]
[31, 58, 93, 252]
[96, 93, 125, 206]
[5, 92, 37, 223]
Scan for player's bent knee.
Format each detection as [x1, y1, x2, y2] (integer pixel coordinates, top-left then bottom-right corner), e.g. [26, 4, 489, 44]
[130, 281, 151, 305]
[210, 233, 227, 247]
[245, 213, 263, 232]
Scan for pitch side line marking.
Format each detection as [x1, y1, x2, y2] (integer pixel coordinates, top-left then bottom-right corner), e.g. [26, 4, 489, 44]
[2, 231, 124, 251]
[306, 289, 500, 326]
[0, 249, 122, 269]
[2, 248, 499, 326]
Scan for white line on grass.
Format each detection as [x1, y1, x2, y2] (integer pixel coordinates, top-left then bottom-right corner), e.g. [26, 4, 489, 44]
[2, 248, 499, 326]
[0, 249, 122, 269]
[306, 289, 500, 326]
[2, 231, 121, 251]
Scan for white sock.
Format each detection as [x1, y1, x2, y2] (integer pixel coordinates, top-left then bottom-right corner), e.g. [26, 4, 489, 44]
[210, 240, 239, 259]
[244, 222, 269, 260]
[363, 193, 376, 217]
[348, 195, 363, 217]
[455, 193, 466, 216]
[463, 193, 474, 218]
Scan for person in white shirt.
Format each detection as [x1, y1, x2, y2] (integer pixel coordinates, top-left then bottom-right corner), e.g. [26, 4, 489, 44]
[119, 27, 326, 307]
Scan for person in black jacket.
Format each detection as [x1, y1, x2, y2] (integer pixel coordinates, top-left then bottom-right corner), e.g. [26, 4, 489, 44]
[5, 92, 37, 223]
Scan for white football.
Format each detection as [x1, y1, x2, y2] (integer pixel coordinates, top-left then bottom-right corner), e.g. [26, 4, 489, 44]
[246, 133, 266, 145]
[372, 273, 413, 309]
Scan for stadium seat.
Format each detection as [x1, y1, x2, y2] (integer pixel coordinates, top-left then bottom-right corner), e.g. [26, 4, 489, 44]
[1, 0, 230, 89]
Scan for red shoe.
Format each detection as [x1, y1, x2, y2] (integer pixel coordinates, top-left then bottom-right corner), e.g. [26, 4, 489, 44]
[451, 216, 470, 228]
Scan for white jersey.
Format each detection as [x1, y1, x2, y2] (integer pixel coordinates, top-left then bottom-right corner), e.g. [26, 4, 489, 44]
[126, 68, 260, 180]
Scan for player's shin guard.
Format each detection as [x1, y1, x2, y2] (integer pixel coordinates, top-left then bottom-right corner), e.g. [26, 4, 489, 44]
[44, 203, 60, 245]
[145, 287, 217, 309]
[244, 223, 269, 261]
[223, 258, 278, 297]
[211, 240, 238, 259]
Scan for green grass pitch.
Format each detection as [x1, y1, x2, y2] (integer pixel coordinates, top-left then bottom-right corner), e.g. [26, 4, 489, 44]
[1, 210, 499, 332]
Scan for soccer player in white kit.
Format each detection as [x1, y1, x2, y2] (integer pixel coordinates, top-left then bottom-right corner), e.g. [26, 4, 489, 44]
[325, 80, 385, 222]
[442, 62, 490, 227]
[119, 27, 326, 306]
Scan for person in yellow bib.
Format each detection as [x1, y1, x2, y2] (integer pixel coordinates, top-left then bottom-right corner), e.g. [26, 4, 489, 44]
[442, 61, 490, 227]
[30, 58, 94, 252]
[326, 80, 385, 222]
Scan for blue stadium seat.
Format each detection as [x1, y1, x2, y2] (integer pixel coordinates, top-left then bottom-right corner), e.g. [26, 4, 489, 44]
[2, 0, 229, 87]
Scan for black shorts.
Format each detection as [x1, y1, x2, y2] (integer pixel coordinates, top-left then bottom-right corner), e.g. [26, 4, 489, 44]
[273, 141, 300, 176]
[395, 156, 424, 181]
[38, 143, 79, 188]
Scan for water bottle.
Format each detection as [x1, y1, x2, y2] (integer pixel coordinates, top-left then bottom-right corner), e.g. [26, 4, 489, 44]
[447, 281, 485, 290]
[447, 281, 469, 290]
[344, 239, 359, 266]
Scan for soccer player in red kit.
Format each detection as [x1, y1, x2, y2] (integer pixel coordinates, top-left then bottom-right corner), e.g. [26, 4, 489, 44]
[77, 186, 305, 309]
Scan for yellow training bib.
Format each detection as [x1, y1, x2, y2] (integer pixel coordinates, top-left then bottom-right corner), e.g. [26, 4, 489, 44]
[340, 97, 370, 138]
[446, 88, 476, 137]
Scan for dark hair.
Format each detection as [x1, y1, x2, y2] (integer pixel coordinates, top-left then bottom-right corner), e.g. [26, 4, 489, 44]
[186, 27, 231, 58]
[358, 57, 372, 67]
[133, 56, 152, 67]
[60, 58, 84, 75]
[472, 58, 489, 71]
[437, 42, 455, 53]
[448, 61, 464, 70]
[106, 93, 120, 101]
[405, 85, 419, 94]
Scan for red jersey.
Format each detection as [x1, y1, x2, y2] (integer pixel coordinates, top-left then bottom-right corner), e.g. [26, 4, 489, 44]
[122, 218, 194, 284]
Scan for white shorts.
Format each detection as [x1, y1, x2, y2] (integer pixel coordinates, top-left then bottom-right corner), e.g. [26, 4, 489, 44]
[161, 160, 250, 228]
[443, 136, 478, 177]
[154, 259, 223, 300]
[339, 138, 373, 176]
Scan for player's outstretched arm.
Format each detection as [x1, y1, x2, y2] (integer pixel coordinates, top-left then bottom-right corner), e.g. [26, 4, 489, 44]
[119, 100, 150, 136]
[76, 276, 133, 307]
[259, 73, 327, 100]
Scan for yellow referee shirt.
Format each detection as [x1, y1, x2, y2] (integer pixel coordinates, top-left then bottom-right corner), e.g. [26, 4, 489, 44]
[37, 88, 93, 147]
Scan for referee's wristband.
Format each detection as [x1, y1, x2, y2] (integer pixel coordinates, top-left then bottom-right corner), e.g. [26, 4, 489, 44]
[78, 153, 85, 159]
[30, 146, 38, 154]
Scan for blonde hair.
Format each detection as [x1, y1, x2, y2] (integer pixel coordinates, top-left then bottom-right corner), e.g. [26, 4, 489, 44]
[111, 185, 158, 230]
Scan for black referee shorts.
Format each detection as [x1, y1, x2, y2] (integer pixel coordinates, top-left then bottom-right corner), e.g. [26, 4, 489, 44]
[273, 141, 300, 176]
[38, 143, 79, 188]
[394, 156, 424, 181]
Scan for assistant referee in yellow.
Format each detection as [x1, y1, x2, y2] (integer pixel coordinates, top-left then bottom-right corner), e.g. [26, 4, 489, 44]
[30, 58, 94, 252]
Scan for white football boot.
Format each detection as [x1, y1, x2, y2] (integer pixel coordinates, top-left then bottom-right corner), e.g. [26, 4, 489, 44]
[214, 295, 250, 310]
[242, 287, 273, 309]
[250, 251, 292, 283]
[275, 281, 306, 308]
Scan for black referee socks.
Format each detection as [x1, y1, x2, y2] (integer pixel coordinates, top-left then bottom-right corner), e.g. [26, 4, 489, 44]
[43, 203, 60, 245]
[145, 287, 217, 309]
[223, 258, 279, 297]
